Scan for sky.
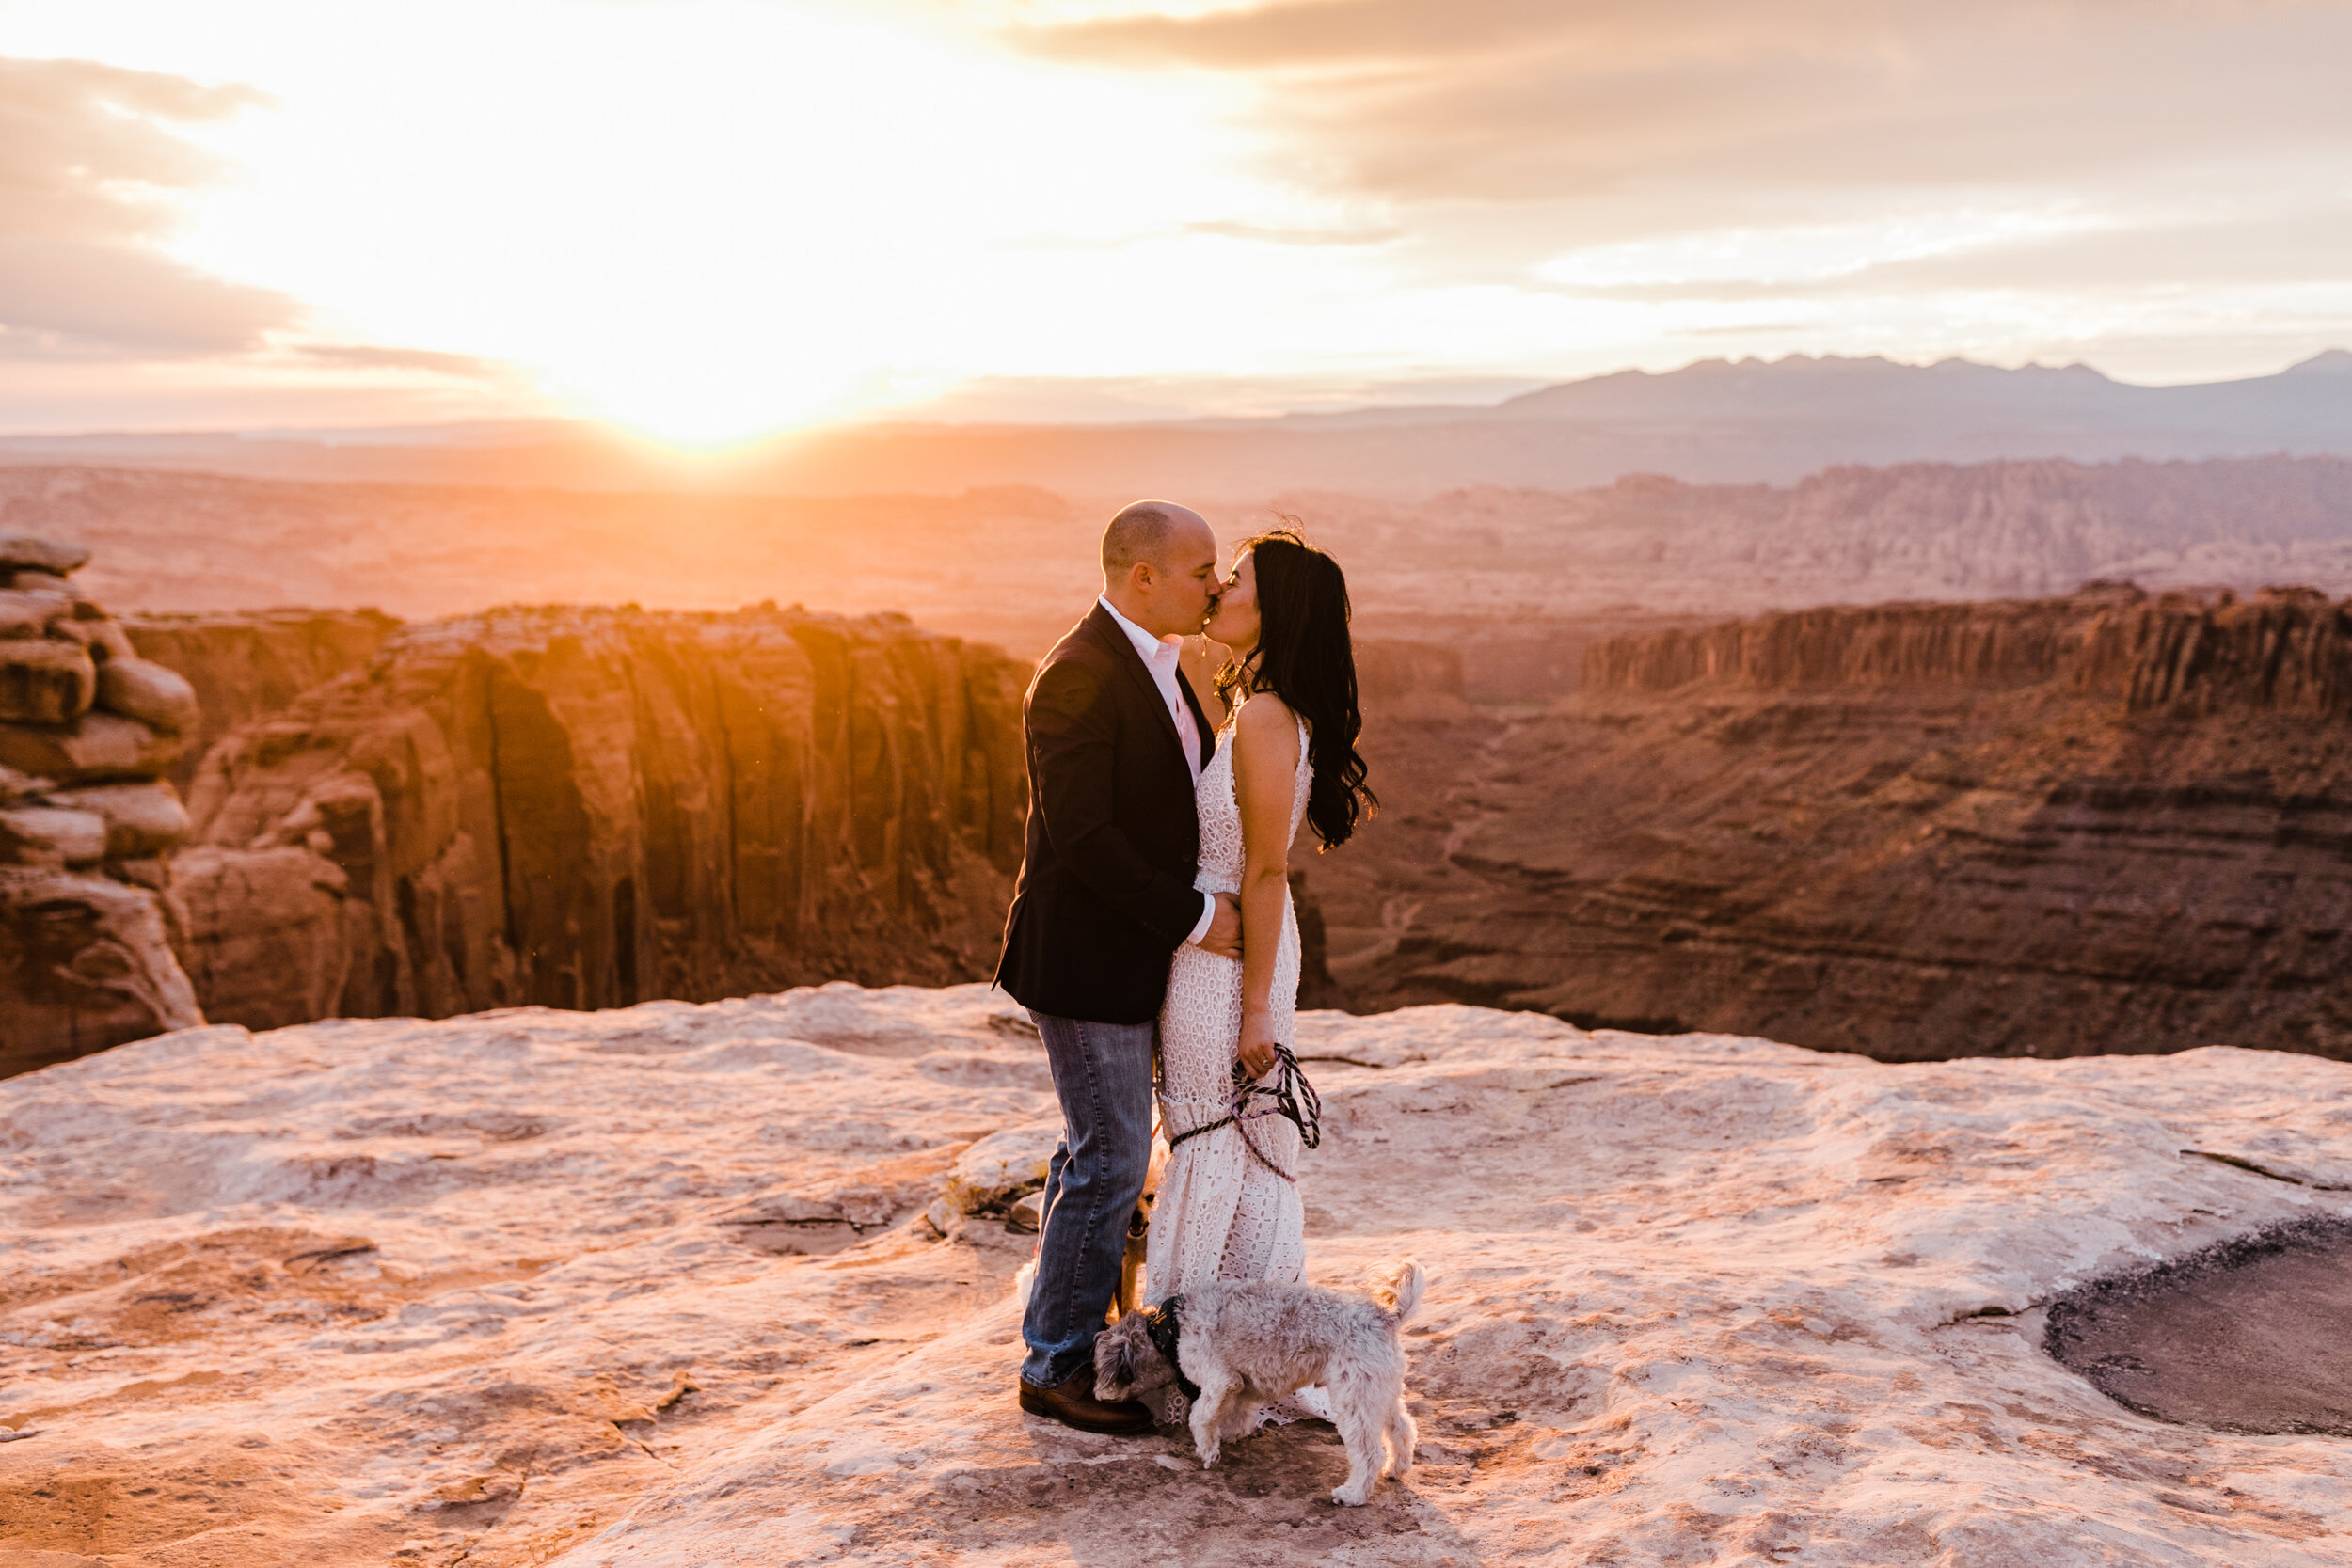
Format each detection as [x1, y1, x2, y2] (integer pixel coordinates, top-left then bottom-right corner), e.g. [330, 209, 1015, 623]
[1, 0, 2348, 443]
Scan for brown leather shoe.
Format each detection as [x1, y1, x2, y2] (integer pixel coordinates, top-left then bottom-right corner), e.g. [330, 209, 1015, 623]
[1017, 1366, 1156, 1434]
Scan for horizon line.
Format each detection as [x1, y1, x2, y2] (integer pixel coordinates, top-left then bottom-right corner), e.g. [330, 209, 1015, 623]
[2, 345, 2344, 447]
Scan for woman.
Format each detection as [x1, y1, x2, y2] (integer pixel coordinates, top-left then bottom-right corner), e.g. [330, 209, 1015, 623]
[1148, 526, 1375, 1307]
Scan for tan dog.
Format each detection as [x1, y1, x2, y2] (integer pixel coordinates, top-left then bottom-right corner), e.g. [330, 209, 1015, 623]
[1111, 1136, 1168, 1321]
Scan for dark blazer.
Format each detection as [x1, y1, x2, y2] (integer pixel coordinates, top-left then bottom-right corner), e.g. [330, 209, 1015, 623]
[995, 603, 1219, 1023]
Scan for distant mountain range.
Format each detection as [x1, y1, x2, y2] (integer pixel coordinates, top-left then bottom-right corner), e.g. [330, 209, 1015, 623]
[4, 351, 2346, 500]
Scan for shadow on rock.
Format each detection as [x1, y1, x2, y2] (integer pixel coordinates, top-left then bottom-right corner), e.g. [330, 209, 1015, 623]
[2045, 1214, 2352, 1436]
[994, 1418, 1487, 1566]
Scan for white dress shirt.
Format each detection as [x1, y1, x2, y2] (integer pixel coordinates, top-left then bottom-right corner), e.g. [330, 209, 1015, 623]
[1100, 595, 1217, 947]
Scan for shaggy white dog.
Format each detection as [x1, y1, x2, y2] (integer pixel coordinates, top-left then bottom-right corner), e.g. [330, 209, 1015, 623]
[1093, 1259, 1424, 1506]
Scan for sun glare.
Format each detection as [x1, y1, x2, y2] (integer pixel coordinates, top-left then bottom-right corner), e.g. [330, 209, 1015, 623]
[0, 0, 1287, 444]
[4, 0, 2344, 432]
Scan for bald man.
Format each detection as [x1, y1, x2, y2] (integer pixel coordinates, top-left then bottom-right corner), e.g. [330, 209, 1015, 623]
[995, 499, 1244, 1433]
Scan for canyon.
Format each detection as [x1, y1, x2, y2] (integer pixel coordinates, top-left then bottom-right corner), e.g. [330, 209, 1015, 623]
[119, 574, 2352, 1069]
[1320, 584, 2352, 1061]
[2, 983, 2345, 1566]
[21, 555, 2352, 1073]
[170, 603, 1027, 1032]
[1, 533, 1035, 1067]
[16, 444, 2352, 1069]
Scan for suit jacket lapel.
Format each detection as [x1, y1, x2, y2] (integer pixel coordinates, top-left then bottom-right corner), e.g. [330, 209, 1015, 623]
[1085, 603, 1190, 774]
[1175, 666, 1216, 761]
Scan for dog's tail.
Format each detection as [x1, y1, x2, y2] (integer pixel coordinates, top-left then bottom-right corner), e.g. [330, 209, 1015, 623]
[1369, 1258, 1424, 1323]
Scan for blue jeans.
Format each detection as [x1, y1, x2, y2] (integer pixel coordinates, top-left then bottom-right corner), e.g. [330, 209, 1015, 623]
[1021, 1008, 1156, 1388]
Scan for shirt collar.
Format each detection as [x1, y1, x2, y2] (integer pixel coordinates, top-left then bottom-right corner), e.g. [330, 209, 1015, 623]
[1098, 595, 1178, 667]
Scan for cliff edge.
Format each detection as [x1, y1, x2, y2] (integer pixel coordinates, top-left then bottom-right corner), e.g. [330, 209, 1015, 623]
[1, 986, 2344, 1563]
[172, 604, 1028, 1030]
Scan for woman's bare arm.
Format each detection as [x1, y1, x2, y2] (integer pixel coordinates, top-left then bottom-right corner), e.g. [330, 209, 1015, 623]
[1230, 694, 1303, 1078]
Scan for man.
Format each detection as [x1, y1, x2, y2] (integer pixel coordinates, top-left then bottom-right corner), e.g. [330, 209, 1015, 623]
[996, 499, 1243, 1433]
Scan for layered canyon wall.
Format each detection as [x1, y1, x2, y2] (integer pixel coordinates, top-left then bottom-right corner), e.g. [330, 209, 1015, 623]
[1330, 585, 2352, 1062]
[171, 605, 1029, 1032]
[124, 608, 398, 785]
[1580, 581, 2352, 708]
[0, 537, 202, 1076]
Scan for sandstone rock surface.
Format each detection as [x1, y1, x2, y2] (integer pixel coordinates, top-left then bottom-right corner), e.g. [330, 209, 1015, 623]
[173, 604, 1027, 1032]
[125, 608, 397, 785]
[1336, 585, 2352, 1062]
[0, 534, 91, 574]
[0, 639, 94, 723]
[0, 588, 64, 640]
[0, 710, 183, 783]
[0, 540, 204, 1076]
[0, 866, 200, 1071]
[47, 782, 191, 858]
[0, 984, 2345, 1565]
[93, 657, 199, 735]
[0, 806, 107, 866]
[942, 1117, 1063, 1216]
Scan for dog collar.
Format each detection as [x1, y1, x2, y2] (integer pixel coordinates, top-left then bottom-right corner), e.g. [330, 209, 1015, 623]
[1146, 1295, 1200, 1402]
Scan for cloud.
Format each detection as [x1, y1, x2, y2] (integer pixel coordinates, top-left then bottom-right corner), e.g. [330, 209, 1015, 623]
[1182, 217, 1402, 246]
[1837, 207, 2352, 294]
[1536, 204, 2352, 304]
[0, 55, 298, 358]
[0, 235, 293, 360]
[1018, 1, 2352, 202]
[292, 343, 505, 376]
[1010, 0, 2352, 385]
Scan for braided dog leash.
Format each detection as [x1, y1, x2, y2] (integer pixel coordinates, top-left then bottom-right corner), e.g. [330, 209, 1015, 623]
[1165, 1043, 1323, 1181]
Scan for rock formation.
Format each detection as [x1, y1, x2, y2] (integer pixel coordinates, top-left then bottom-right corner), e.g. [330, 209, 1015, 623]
[1296, 453, 2352, 624]
[1581, 579, 2352, 708]
[124, 608, 398, 785]
[1351, 639, 1476, 721]
[170, 604, 1028, 1031]
[1333, 584, 2352, 1062]
[0, 536, 203, 1077]
[2, 984, 2345, 1564]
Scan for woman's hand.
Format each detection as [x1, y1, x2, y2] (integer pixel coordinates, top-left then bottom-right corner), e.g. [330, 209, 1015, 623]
[1237, 1010, 1281, 1080]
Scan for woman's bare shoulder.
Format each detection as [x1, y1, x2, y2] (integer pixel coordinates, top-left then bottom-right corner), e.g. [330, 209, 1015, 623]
[1232, 693, 1302, 763]
[1234, 691, 1298, 733]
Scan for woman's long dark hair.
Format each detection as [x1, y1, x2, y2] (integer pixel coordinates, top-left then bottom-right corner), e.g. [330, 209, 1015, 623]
[1215, 524, 1376, 850]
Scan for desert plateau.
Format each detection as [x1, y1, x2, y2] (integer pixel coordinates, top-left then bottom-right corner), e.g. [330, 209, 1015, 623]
[5, 985, 2350, 1566]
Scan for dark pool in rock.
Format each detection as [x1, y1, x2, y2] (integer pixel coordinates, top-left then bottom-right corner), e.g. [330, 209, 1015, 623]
[2045, 1217, 2352, 1435]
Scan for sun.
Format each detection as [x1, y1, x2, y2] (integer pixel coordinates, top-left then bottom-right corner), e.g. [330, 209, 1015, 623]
[563, 359, 882, 452]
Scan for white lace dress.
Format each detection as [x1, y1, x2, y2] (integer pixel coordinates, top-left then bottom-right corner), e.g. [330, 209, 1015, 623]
[1148, 697, 1313, 1304]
